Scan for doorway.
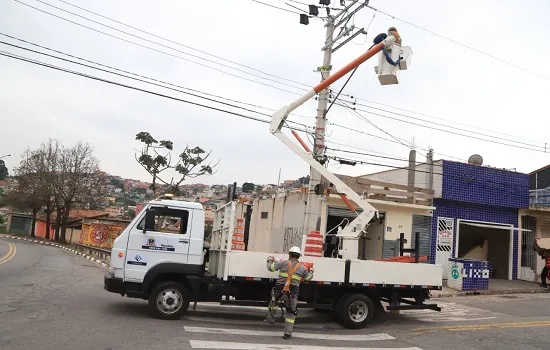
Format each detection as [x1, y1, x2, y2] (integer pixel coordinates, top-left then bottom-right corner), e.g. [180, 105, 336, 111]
[457, 220, 513, 280]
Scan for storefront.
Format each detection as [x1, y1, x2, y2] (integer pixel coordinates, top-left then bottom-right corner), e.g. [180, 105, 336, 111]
[431, 161, 529, 280]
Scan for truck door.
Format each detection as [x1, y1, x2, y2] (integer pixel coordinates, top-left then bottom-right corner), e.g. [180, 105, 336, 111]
[124, 206, 192, 282]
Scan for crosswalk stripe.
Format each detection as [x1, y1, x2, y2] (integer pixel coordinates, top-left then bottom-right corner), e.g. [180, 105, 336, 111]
[184, 326, 394, 341]
[189, 340, 422, 350]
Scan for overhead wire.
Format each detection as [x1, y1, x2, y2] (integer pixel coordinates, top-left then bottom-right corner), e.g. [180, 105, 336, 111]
[250, 0, 304, 15]
[367, 4, 550, 81]
[340, 99, 546, 149]
[15, 0, 548, 159]
[329, 155, 528, 193]
[0, 32, 314, 121]
[0, 50, 312, 134]
[338, 103, 549, 153]
[55, 0, 311, 88]
[0, 39, 313, 132]
[14, 0, 306, 95]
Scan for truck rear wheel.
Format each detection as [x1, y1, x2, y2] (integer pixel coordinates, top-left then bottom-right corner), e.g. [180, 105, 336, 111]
[148, 281, 190, 320]
[335, 293, 374, 329]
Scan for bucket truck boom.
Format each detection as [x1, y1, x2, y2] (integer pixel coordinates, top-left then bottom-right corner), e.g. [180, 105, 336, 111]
[269, 36, 397, 260]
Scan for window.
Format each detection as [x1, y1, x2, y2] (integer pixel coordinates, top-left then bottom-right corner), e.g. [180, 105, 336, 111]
[261, 212, 269, 219]
[137, 207, 189, 235]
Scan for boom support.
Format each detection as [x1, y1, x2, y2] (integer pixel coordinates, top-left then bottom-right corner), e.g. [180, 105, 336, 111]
[270, 36, 396, 260]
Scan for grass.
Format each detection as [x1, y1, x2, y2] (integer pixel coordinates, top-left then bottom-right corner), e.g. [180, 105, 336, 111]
[0, 224, 6, 234]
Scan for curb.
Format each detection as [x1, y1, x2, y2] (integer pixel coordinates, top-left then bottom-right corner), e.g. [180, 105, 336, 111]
[0, 234, 109, 269]
[432, 287, 550, 299]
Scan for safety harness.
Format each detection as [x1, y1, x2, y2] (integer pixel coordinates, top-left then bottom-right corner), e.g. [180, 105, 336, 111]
[282, 260, 300, 293]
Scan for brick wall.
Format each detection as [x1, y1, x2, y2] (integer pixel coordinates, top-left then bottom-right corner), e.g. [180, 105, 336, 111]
[430, 199, 519, 279]
[442, 160, 529, 208]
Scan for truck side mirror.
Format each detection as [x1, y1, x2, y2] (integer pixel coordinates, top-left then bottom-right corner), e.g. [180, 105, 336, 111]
[143, 209, 156, 233]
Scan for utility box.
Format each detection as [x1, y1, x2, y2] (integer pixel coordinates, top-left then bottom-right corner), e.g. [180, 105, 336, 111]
[447, 258, 490, 292]
[374, 43, 413, 85]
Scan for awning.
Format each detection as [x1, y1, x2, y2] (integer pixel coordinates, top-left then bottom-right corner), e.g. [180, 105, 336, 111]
[460, 221, 532, 232]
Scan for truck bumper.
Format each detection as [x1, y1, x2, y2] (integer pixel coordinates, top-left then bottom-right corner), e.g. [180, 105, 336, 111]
[104, 271, 125, 295]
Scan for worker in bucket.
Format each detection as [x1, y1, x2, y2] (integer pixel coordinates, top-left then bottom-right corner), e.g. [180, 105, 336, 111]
[371, 27, 402, 67]
[266, 246, 314, 339]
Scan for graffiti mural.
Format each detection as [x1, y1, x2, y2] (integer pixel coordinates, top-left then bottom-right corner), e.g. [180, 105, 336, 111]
[80, 220, 128, 249]
[283, 226, 303, 252]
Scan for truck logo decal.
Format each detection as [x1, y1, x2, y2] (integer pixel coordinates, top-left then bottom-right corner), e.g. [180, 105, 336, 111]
[142, 236, 175, 252]
[127, 254, 147, 266]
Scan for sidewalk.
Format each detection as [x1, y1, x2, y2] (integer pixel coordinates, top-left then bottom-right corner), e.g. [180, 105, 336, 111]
[432, 279, 550, 298]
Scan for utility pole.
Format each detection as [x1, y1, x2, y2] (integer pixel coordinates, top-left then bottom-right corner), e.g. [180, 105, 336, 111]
[302, 0, 367, 252]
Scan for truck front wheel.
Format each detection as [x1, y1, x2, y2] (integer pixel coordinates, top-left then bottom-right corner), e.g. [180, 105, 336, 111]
[335, 293, 374, 329]
[148, 281, 190, 320]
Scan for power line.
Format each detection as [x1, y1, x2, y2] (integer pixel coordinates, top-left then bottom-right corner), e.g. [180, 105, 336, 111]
[0, 50, 312, 133]
[343, 99, 546, 149]
[14, 0, 305, 95]
[27, 0, 544, 151]
[52, 0, 549, 148]
[28, 0, 308, 90]
[338, 103, 549, 153]
[367, 4, 550, 81]
[329, 156, 529, 193]
[327, 120, 466, 162]
[0, 33, 314, 122]
[251, 0, 304, 15]
[339, 100, 414, 149]
[56, 0, 311, 88]
[0, 39, 313, 131]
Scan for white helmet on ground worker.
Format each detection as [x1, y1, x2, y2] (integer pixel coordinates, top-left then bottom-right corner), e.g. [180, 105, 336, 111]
[289, 246, 301, 256]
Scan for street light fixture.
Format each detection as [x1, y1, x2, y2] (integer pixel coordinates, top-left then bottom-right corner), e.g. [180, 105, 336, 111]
[0, 154, 11, 160]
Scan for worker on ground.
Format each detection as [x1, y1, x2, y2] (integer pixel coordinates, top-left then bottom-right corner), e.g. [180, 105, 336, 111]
[265, 246, 314, 339]
[534, 238, 550, 288]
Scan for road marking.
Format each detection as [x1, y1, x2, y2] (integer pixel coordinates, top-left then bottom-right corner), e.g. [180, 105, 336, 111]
[413, 320, 550, 334]
[184, 326, 394, 341]
[189, 341, 422, 350]
[0, 241, 16, 265]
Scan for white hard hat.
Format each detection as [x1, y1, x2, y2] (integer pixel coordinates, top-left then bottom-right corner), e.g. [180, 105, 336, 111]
[289, 246, 301, 255]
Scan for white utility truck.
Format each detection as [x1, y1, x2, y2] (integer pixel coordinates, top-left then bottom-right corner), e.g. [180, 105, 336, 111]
[104, 34, 443, 329]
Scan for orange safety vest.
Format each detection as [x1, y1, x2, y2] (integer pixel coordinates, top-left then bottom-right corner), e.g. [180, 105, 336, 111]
[283, 260, 301, 293]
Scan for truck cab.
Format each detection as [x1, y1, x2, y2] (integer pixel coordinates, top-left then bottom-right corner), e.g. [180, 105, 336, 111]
[105, 199, 208, 317]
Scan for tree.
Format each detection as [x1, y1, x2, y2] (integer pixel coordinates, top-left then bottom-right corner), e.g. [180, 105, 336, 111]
[255, 185, 263, 193]
[0, 159, 8, 180]
[54, 142, 103, 244]
[5, 150, 51, 237]
[135, 132, 218, 194]
[126, 208, 136, 219]
[135, 132, 173, 193]
[242, 182, 255, 193]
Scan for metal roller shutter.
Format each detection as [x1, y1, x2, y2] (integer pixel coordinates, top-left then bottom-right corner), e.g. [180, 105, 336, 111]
[411, 214, 432, 262]
[382, 239, 399, 259]
[327, 206, 363, 218]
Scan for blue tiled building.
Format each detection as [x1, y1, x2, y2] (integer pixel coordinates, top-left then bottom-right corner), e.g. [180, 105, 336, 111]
[431, 161, 529, 280]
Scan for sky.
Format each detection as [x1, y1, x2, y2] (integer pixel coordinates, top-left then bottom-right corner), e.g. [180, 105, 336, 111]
[1, 0, 550, 186]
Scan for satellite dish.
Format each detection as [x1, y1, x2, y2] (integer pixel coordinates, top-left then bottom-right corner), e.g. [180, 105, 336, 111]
[468, 154, 483, 166]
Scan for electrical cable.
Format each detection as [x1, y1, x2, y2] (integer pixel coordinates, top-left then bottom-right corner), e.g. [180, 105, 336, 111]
[342, 100, 546, 149]
[367, 4, 550, 81]
[338, 103, 548, 153]
[329, 155, 529, 192]
[14, 0, 306, 95]
[339, 101, 414, 149]
[251, 0, 303, 15]
[56, 0, 312, 88]
[0, 50, 311, 133]
[29, 0, 545, 150]
[0, 34, 314, 124]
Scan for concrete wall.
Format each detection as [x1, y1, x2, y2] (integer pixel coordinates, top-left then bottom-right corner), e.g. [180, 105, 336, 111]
[363, 160, 443, 198]
[247, 193, 307, 254]
[322, 196, 433, 252]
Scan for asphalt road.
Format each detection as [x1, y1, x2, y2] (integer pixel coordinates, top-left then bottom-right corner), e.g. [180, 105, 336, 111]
[2, 237, 550, 350]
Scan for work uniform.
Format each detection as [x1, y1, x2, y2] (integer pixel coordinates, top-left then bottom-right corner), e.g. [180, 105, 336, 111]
[266, 258, 313, 337]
